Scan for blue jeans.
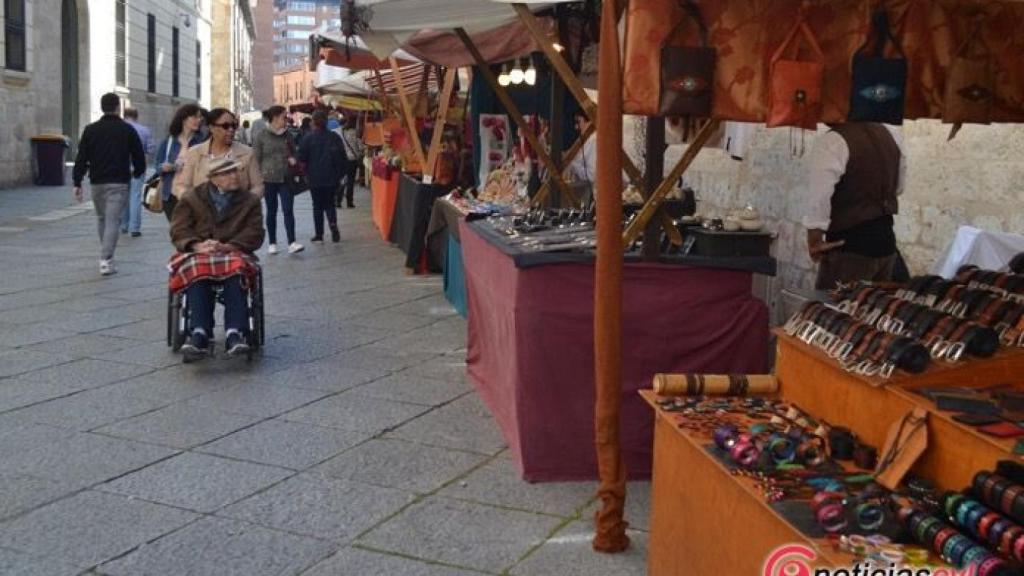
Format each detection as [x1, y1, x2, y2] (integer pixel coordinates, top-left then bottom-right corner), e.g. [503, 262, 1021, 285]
[120, 175, 144, 233]
[186, 276, 248, 335]
[264, 182, 295, 244]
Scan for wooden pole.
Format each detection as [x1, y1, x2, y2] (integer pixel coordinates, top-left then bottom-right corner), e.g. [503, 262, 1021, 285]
[390, 57, 428, 172]
[454, 27, 578, 206]
[424, 68, 458, 182]
[593, 0, 629, 554]
[622, 119, 720, 248]
[513, 3, 680, 245]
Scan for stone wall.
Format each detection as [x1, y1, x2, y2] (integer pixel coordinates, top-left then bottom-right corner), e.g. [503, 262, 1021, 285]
[666, 121, 1024, 321]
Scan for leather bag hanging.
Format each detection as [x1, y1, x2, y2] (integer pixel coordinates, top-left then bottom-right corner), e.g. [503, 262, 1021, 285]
[848, 9, 908, 125]
[943, 16, 994, 129]
[658, 0, 716, 117]
[766, 19, 825, 129]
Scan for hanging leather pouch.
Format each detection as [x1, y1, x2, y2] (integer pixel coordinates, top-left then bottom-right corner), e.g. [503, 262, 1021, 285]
[659, 0, 716, 117]
[766, 19, 825, 129]
[943, 16, 994, 136]
[849, 9, 908, 124]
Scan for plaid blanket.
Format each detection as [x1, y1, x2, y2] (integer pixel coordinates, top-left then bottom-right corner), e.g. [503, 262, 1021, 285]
[167, 251, 259, 294]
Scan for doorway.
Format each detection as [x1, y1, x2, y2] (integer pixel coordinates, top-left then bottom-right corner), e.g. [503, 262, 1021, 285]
[61, 0, 79, 154]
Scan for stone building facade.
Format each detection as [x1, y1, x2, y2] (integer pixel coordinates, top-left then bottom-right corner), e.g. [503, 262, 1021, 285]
[0, 0, 68, 187]
[669, 121, 1024, 323]
[211, 0, 256, 113]
[272, 61, 314, 109]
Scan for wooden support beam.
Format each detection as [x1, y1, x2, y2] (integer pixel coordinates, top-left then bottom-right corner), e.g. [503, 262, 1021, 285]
[455, 27, 577, 206]
[622, 119, 720, 249]
[390, 57, 427, 172]
[372, 67, 391, 115]
[513, 3, 680, 246]
[424, 68, 458, 182]
[532, 122, 594, 206]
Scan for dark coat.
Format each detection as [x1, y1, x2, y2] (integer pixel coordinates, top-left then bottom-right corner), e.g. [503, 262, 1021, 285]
[296, 128, 347, 188]
[72, 115, 147, 187]
[170, 183, 264, 253]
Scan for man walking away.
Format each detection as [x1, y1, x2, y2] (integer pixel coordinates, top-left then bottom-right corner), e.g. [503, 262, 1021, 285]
[120, 107, 154, 237]
[73, 93, 146, 276]
[337, 116, 363, 208]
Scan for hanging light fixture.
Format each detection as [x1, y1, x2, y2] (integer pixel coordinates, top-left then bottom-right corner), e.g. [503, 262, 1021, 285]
[524, 56, 537, 86]
[509, 59, 526, 85]
[498, 63, 511, 87]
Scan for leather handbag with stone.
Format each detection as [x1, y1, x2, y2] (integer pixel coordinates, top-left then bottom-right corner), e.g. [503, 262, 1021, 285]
[766, 19, 825, 129]
[943, 16, 994, 129]
[848, 9, 908, 125]
[659, 0, 715, 118]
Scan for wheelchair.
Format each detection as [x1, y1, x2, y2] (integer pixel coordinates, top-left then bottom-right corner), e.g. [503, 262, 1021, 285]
[166, 268, 265, 363]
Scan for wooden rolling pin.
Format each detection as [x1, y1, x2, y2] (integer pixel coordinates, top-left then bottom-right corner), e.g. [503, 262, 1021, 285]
[652, 373, 778, 396]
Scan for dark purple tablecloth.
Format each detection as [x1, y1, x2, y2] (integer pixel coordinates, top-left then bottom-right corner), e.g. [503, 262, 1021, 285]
[460, 220, 770, 482]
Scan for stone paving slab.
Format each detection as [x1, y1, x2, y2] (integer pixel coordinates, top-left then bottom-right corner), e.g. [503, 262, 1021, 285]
[178, 381, 332, 419]
[3, 358, 153, 393]
[0, 547, 82, 576]
[10, 386, 168, 431]
[261, 361, 391, 393]
[22, 333, 139, 359]
[351, 369, 472, 407]
[281, 391, 430, 434]
[312, 438, 487, 495]
[0, 349, 73, 379]
[198, 418, 370, 471]
[220, 474, 414, 542]
[100, 452, 293, 513]
[303, 546, 483, 576]
[100, 516, 336, 576]
[359, 496, 563, 574]
[0, 490, 198, 568]
[0, 324, 78, 349]
[0, 473, 76, 522]
[387, 394, 507, 456]
[95, 404, 263, 449]
[508, 521, 649, 576]
[439, 456, 597, 519]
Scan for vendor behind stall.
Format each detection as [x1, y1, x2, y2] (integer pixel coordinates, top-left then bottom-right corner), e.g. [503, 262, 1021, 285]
[804, 122, 906, 290]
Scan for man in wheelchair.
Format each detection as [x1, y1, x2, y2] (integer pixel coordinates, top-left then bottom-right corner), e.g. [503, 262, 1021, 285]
[169, 158, 264, 361]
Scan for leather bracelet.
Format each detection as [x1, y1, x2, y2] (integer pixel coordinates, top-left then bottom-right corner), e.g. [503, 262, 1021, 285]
[947, 492, 968, 518]
[978, 556, 1009, 576]
[978, 512, 1001, 541]
[797, 437, 827, 467]
[933, 526, 959, 554]
[999, 524, 1024, 555]
[853, 443, 877, 470]
[960, 545, 990, 568]
[988, 518, 1012, 548]
[854, 500, 886, 531]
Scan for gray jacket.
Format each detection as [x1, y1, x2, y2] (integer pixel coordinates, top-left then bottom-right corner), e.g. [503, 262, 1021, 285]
[252, 128, 292, 184]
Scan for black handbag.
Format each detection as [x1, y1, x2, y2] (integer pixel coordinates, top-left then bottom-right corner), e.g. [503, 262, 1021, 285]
[848, 9, 908, 125]
[659, 0, 715, 118]
[285, 135, 309, 195]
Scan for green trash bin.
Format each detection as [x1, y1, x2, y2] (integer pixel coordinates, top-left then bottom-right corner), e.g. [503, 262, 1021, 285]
[31, 135, 70, 186]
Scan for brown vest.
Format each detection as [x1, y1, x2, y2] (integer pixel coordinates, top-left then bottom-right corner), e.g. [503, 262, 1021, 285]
[828, 123, 901, 233]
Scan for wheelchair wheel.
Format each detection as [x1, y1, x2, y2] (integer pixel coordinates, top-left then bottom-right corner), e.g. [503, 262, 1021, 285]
[169, 291, 187, 352]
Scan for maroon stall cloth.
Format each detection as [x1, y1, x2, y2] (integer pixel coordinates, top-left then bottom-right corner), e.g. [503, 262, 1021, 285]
[460, 221, 770, 482]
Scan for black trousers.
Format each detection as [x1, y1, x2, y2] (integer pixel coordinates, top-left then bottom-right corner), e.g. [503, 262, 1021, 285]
[341, 161, 357, 206]
[162, 195, 178, 222]
[310, 186, 337, 237]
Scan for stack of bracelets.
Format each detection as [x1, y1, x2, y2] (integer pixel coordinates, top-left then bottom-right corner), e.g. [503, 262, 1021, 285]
[973, 472, 1024, 527]
[784, 301, 931, 378]
[898, 507, 1016, 575]
[834, 284, 1002, 361]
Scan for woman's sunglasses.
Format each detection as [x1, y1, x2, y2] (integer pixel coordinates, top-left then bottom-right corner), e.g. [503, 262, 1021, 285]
[213, 122, 239, 130]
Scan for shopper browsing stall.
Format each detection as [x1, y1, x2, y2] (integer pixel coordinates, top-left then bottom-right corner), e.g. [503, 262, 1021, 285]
[804, 122, 906, 289]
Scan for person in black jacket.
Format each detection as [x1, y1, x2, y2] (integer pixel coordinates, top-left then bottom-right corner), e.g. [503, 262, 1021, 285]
[72, 93, 146, 276]
[296, 110, 346, 243]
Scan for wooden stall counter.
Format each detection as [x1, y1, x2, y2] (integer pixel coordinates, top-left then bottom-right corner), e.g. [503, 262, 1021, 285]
[642, 390, 847, 575]
[776, 330, 1024, 490]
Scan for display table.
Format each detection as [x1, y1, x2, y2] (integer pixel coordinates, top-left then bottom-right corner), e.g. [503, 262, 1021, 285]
[777, 331, 1024, 490]
[389, 173, 449, 272]
[461, 220, 770, 481]
[371, 159, 399, 242]
[427, 198, 469, 317]
[643, 391, 845, 575]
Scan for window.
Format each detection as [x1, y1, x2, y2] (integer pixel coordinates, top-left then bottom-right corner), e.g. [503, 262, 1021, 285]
[146, 14, 156, 93]
[4, 0, 27, 71]
[287, 43, 305, 53]
[288, 1, 315, 12]
[287, 15, 315, 25]
[285, 30, 309, 39]
[114, 0, 126, 83]
[172, 27, 180, 97]
[196, 40, 201, 100]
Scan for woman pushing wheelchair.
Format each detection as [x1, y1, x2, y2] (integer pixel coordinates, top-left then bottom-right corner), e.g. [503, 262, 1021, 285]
[168, 158, 265, 362]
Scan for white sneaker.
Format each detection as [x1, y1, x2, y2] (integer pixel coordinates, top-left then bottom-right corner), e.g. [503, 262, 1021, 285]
[288, 242, 305, 254]
[268, 244, 279, 255]
[99, 260, 116, 276]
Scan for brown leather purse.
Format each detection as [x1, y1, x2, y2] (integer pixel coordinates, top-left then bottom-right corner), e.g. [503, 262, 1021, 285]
[767, 19, 824, 129]
[659, 0, 715, 118]
[944, 16, 994, 136]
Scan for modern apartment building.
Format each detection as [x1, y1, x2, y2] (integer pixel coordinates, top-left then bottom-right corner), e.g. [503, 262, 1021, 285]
[273, 0, 338, 72]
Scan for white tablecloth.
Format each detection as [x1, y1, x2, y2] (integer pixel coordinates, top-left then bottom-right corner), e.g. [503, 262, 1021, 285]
[932, 226, 1024, 278]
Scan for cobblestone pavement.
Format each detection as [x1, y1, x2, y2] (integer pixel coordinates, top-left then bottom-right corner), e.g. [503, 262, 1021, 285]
[0, 184, 649, 576]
